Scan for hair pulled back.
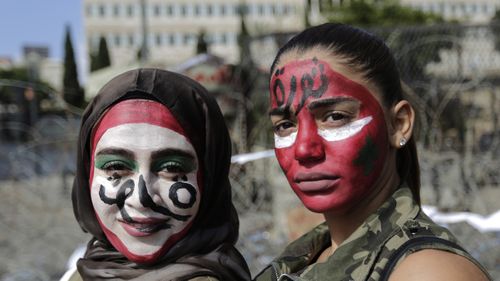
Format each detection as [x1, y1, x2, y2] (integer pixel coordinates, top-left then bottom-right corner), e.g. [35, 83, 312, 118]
[271, 23, 421, 204]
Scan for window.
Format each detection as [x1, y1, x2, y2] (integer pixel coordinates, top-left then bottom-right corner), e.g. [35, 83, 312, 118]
[154, 4, 161, 16]
[113, 4, 120, 17]
[181, 5, 187, 16]
[220, 33, 227, 44]
[86, 4, 93, 17]
[166, 4, 174, 16]
[114, 34, 121, 47]
[128, 34, 134, 46]
[271, 4, 277, 15]
[220, 4, 226, 16]
[155, 34, 162, 46]
[99, 4, 106, 17]
[207, 4, 213, 16]
[471, 3, 477, 13]
[183, 34, 191, 45]
[194, 4, 201, 16]
[258, 4, 265, 16]
[169, 34, 176, 45]
[283, 4, 290, 15]
[127, 4, 134, 17]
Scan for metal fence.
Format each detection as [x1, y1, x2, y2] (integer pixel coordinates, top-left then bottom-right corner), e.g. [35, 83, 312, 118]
[0, 22, 499, 280]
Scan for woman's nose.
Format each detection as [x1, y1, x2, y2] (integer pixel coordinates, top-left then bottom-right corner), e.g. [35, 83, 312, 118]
[125, 174, 154, 211]
[294, 120, 325, 164]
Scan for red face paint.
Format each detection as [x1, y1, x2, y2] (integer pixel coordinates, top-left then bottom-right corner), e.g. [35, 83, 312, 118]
[89, 99, 203, 264]
[270, 58, 389, 213]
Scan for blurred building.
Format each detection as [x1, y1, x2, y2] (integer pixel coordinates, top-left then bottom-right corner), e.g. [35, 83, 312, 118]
[0, 57, 13, 70]
[21, 45, 63, 92]
[400, 0, 499, 23]
[82, 0, 306, 69]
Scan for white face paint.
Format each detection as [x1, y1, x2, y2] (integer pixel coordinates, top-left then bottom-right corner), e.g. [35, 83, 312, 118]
[90, 123, 200, 259]
[274, 131, 297, 149]
[318, 116, 373, 142]
[274, 116, 373, 148]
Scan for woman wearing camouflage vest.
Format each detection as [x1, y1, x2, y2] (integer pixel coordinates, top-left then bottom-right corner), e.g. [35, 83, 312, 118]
[254, 23, 491, 281]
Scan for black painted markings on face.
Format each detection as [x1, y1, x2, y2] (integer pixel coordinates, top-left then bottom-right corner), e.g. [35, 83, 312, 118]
[98, 174, 196, 222]
[137, 175, 192, 221]
[169, 182, 197, 209]
[271, 58, 329, 116]
[99, 179, 134, 221]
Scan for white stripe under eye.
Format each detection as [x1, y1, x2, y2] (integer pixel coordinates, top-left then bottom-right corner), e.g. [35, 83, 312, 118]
[318, 116, 373, 142]
[274, 131, 297, 149]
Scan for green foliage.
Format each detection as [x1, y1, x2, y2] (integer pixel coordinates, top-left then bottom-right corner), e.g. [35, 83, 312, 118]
[90, 36, 111, 72]
[324, 0, 443, 27]
[490, 10, 500, 52]
[237, 5, 252, 67]
[62, 25, 84, 108]
[316, 0, 451, 81]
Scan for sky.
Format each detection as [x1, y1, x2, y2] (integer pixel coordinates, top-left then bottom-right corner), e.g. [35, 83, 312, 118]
[0, 0, 83, 62]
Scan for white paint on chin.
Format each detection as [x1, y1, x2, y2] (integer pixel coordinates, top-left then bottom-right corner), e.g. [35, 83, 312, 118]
[318, 116, 373, 142]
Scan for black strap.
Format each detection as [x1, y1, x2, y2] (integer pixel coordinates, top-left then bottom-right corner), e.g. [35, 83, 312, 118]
[379, 236, 466, 281]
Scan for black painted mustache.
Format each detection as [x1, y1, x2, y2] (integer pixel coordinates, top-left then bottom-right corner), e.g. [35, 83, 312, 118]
[99, 175, 197, 222]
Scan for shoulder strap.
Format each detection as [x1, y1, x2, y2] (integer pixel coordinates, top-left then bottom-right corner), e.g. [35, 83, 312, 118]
[379, 236, 466, 281]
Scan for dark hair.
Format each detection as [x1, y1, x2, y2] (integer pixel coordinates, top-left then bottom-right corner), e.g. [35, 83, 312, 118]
[271, 23, 421, 204]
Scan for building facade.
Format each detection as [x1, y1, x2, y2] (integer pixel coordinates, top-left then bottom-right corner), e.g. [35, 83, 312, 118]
[83, 0, 306, 69]
[400, 0, 499, 23]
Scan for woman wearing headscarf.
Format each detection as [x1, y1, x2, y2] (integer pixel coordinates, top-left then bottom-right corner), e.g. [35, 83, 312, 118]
[70, 68, 251, 281]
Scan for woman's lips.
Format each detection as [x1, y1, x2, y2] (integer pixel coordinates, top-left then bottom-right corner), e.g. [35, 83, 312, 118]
[119, 217, 171, 237]
[293, 172, 340, 193]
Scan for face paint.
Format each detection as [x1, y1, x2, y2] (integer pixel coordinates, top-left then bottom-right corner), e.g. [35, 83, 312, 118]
[89, 100, 201, 264]
[317, 116, 372, 142]
[269, 58, 389, 213]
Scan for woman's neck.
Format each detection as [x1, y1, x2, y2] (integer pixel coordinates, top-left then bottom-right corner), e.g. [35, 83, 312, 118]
[323, 151, 400, 254]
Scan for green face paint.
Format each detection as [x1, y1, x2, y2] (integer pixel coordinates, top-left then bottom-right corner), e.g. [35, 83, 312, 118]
[353, 135, 379, 176]
[95, 154, 138, 171]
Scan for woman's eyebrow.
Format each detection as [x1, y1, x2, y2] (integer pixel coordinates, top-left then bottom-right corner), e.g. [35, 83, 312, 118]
[268, 106, 294, 120]
[151, 148, 196, 161]
[307, 97, 359, 111]
[96, 148, 134, 159]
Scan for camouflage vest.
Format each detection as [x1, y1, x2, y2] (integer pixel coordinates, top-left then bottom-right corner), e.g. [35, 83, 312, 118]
[254, 187, 491, 281]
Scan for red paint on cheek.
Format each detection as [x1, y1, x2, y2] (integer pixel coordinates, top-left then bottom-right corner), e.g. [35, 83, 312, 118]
[271, 59, 389, 213]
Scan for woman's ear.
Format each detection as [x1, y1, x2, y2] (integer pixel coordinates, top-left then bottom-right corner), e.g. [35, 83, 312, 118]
[389, 100, 415, 149]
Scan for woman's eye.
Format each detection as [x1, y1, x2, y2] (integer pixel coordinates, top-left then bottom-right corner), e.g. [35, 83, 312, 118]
[158, 162, 187, 174]
[273, 121, 296, 136]
[323, 112, 351, 126]
[101, 161, 131, 171]
[99, 160, 133, 178]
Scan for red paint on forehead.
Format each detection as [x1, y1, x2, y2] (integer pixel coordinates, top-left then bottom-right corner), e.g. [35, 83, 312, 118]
[91, 99, 186, 153]
[88, 99, 191, 199]
[270, 58, 381, 116]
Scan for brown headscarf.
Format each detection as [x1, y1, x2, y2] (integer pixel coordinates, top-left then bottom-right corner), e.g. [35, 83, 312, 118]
[72, 68, 250, 280]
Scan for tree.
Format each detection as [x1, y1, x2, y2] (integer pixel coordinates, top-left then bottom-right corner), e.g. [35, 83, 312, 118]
[62, 25, 84, 107]
[196, 30, 209, 54]
[490, 10, 500, 52]
[318, 0, 452, 81]
[321, 0, 443, 27]
[90, 36, 111, 72]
